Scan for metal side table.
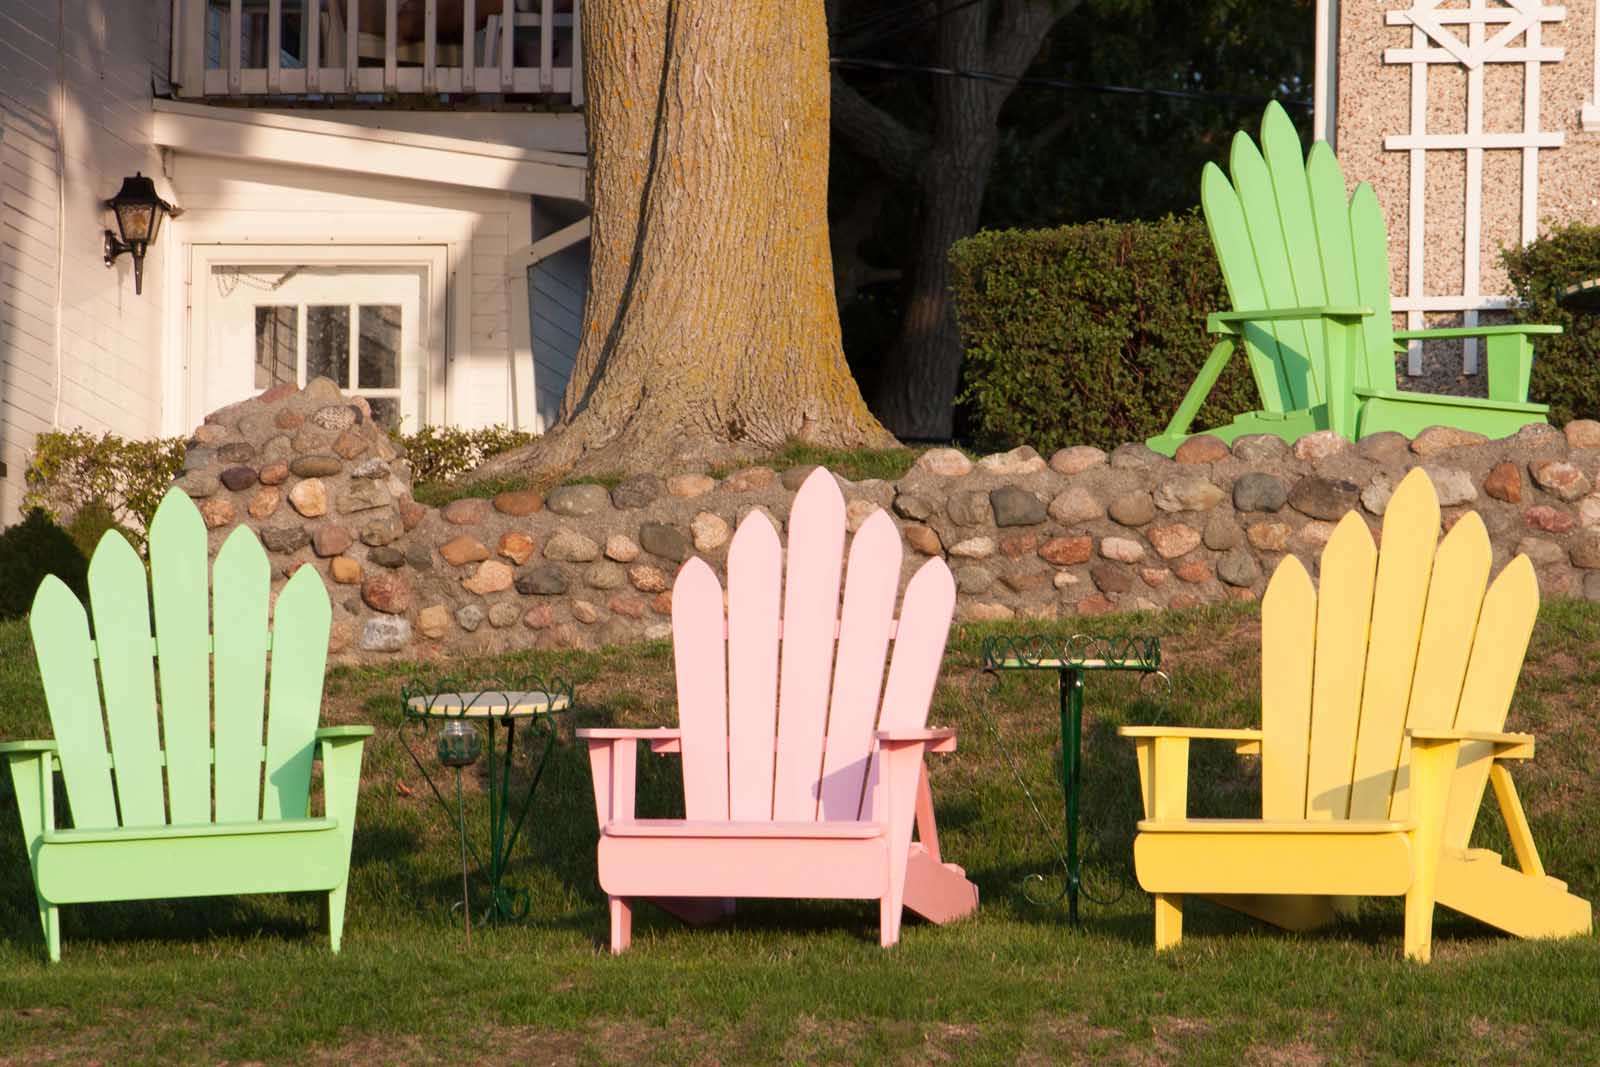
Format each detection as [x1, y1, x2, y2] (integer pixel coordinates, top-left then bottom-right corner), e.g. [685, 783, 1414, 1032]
[977, 634, 1164, 924]
[399, 679, 574, 927]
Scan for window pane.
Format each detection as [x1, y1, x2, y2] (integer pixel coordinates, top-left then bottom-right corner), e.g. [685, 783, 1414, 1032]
[365, 397, 399, 429]
[254, 306, 298, 390]
[358, 305, 401, 389]
[306, 305, 350, 386]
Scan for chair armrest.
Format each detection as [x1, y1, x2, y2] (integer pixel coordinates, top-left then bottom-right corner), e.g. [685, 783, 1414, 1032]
[1208, 305, 1372, 333]
[577, 727, 683, 754]
[314, 726, 374, 742]
[1392, 325, 1561, 340]
[1119, 726, 1262, 756]
[1408, 727, 1534, 760]
[874, 727, 956, 753]
[0, 740, 57, 756]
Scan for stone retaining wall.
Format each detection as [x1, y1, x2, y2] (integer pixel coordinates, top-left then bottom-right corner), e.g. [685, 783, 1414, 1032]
[176, 380, 1600, 662]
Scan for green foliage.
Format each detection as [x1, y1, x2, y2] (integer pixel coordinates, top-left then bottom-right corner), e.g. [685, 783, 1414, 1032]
[64, 499, 133, 561]
[1501, 222, 1600, 426]
[391, 424, 539, 487]
[950, 213, 1257, 452]
[0, 510, 88, 620]
[23, 430, 186, 538]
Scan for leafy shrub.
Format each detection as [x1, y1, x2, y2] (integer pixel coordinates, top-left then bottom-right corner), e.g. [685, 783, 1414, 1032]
[1502, 223, 1600, 426]
[65, 499, 134, 560]
[950, 212, 1257, 453]
[0, 509, 89, 620]
[23, 429, 187, 538]
[392, 424, 539, 486]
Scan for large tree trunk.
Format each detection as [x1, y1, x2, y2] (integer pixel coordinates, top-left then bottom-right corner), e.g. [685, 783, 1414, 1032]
[494, 0, 892, 481]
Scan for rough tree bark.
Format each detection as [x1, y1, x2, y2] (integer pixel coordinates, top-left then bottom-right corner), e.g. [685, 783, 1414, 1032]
[831, 0, 1074, 440]
[490, 0, 893, 481]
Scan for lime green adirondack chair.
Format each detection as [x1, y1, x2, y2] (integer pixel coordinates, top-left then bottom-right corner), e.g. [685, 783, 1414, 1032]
[1148, 102, 1560, 456]
[0, 489, 372, 962]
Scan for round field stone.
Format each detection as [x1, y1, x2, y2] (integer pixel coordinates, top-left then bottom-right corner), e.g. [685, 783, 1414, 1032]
[456, 605, 486, 632]
[1484, 462, 1523, 503]
[724, 467, 775, 492]
[1039, 535, 1092, 566]
[628, 565, 668, 593]
[955, 565, 993, 594]
[516, 565, 570, 596]
[218, 441, 257, 464]
[1108, 492, 1155, 527]
[1232, 472, 1286, 513]
[605, 534, 641, 563]
[894, 493, 935, 522]
[417, 605, 451, 639]
[220, 466, 258, 491]
[288, 479, 328, 518]
[312, 525, 353, 558]
[370, 546, 407, 568]
[586, 562, 627, 590]
[498, 532, 537, 566]
[441, 497, 492, 526]
[1217, 548, 1259, 587]
[463, 560, 514, 595]
[990, 486, 1047, 527]
[493, 489, 543, 516]
[666, 474, 715, 498]
[311, 404, 357, 431]
[290, 454, 343, 478]
[1048, 487, 1103, 526]
[336, 482, 390, 513]
[903, 525, 942, 555]
[440, 535, 491, 566]
[638, 522, 690, 562]
[361, 571, 411, 614]
[611, 474, 662, 509]
[259, 461, 290, 486]
[261, 525, 310, 553]
[946, 490, 993, 527]
[546, 484, 612, 517]
[1154, 476, 1224, 512]
[544, 529, 600, 562]
[915, 448, 971, 476]
[1288, 476, 1360, 520]
[1100, 536, 1145, 563]
[180, 471, 220, 499]
[359, 617, 410, 652]
[1049, 445, 1107, 475]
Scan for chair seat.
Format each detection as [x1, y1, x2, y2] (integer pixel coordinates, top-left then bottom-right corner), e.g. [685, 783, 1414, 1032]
[1137, 817, 1412, 835]
[43, 817, 338, 845]
[604, 819, 883, 839]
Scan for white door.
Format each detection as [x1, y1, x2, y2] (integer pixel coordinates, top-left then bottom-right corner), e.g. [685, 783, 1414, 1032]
[198, 263, 427, 429]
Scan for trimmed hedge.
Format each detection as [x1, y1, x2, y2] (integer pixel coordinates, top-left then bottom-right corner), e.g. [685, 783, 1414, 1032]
[951, 212, 1257, 453]
[393, 424, 539, 487]
[1502, 223, 1600, 426]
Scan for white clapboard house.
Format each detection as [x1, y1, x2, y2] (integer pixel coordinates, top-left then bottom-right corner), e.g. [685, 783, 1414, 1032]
[0, 1, 590, 519]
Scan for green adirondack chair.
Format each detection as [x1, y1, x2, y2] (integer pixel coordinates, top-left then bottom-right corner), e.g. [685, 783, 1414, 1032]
[1147, 102, 1560, 456]
[0, 488, 372, 962]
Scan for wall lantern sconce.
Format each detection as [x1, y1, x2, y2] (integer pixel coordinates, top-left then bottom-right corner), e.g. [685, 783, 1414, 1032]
[104, 173, 176, 296]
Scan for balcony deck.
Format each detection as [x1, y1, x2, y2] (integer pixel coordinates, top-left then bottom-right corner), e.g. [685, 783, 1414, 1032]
[172, 1, 582, 107]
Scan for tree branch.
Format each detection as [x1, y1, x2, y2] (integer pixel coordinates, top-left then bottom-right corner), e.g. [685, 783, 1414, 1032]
[987, 0, 1078, 80]
[830, 72, 931, 184]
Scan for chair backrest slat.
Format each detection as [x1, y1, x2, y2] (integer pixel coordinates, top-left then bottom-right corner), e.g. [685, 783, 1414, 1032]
[1260, 102, 1329, 391]
[1348, 470, 1439, 820]
[148, 491, 214, 824]
[1230, 131, 1319, 409]
[213, 526, 272, 822]
[772, 473, 846, 821]
[1441, 555, 1539, 847]
[1349, 183, 1399, 393]
[1391, 512, 1492, 818]
[1201, 162, 1294, 413]
[30, 577, 118, 827]
[1260, 556, 1317, 820]
[261, 566, 330, 820]
[88, 533, 166, 827]
[672, 556, 731, 820]
[817, 510, 902, 822]
[724, 510, 782, 820]
[1306, 141, 1366, 381]
[1303, 513, 1377, 820]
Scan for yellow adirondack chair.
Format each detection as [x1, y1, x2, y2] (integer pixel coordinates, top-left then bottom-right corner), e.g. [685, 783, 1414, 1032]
[1120, 468, 1591, 961]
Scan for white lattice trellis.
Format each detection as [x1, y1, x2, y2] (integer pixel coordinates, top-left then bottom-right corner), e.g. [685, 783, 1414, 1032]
[1382, 0, 1565, 375]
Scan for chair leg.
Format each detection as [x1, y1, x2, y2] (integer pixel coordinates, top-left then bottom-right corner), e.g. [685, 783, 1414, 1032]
[1154, 893, 1183, 951]
[880, 895, 904, 948]
[609, 897, 632, 955]
[41, 902, 60, 964]
[327, 885, 348, 954]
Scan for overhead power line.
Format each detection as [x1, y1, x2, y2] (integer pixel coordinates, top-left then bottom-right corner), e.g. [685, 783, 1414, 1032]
[830, 55, 1313, 111]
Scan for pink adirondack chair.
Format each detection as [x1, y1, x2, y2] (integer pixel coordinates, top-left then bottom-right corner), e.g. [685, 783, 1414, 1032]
[577, 468, 980, 953]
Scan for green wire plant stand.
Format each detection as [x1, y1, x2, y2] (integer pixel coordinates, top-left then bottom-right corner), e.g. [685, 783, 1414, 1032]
[399, 678, 575, 927]
[976, 634, 1165, 924]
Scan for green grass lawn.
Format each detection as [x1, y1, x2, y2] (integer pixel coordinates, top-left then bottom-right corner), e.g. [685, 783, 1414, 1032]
[0, 601, 1597, 1064]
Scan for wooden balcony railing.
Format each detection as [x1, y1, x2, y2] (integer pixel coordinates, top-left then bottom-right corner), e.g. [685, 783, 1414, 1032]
[171, 0, 582, 105]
